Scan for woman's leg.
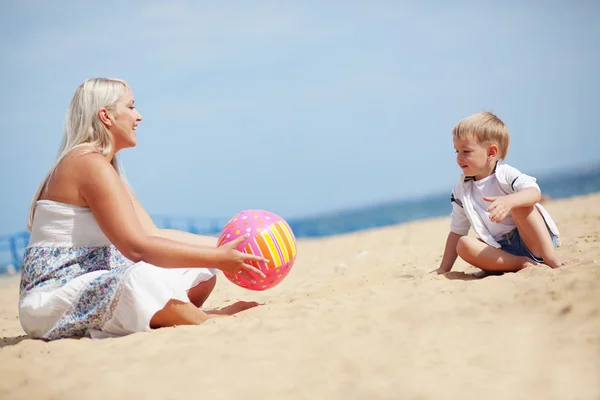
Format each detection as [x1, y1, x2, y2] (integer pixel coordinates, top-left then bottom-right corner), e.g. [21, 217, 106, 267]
[150, 299, 211, 328]
[150, 277, 260, 328]
[149, 273, 216, 328]
[186, 276, 217, 307]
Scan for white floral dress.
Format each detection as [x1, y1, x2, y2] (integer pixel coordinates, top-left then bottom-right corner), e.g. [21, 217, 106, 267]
[18, 200, 217, 340]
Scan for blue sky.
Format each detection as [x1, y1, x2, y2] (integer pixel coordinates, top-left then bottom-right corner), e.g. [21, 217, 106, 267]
[0, 0, 599, 235]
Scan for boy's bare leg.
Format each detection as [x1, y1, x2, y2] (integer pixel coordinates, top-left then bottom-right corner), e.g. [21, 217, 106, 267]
[456, 236, 536, 272]
[511, 206, 567, 268]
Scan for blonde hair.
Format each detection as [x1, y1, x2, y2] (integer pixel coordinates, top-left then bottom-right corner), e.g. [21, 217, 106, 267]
[27, 78, 129, 230]
[452, 111, 510, 161]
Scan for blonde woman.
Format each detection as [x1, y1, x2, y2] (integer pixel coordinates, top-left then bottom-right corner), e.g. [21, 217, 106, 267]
[19, 78, 268, 340]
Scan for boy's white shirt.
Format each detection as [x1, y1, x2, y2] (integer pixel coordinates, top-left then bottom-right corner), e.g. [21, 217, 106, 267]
[450, 162, 560, 248]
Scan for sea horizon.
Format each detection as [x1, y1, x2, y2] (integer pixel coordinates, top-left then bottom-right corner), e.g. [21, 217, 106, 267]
[2, 162, 600, 275]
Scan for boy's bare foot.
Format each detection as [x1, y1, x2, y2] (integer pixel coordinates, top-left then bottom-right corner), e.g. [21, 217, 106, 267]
[543, 254, 569, 269]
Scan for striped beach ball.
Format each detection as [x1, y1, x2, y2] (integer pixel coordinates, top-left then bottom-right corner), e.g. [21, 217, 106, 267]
[217, 210, 297, 291]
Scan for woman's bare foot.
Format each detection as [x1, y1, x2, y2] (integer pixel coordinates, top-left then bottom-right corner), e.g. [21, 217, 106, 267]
[203, 301, 262, 317]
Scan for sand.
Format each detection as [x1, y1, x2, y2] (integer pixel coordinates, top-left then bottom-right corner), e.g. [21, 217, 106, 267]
[1, 193, 599, 400]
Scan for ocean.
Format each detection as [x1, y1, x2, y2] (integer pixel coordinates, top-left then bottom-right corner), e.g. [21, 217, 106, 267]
[2, 164, 599, 275]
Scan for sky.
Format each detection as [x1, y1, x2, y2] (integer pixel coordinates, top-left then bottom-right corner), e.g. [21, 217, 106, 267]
[0, 0, 599, 236]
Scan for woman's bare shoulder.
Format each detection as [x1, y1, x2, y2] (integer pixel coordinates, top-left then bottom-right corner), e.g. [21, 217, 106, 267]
[61, 145, 109, 167]
[42, 146, 116, 206]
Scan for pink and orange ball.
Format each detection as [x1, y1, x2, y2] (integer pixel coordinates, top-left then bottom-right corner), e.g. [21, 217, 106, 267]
[217, 210, 297, 291]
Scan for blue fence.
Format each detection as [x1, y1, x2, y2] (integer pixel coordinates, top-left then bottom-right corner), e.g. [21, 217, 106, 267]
[0, 216, 228, 275]
[0, 231, 31, 274]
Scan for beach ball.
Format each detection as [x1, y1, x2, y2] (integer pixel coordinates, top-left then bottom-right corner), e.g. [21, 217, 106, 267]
[217, 210, 297, 291]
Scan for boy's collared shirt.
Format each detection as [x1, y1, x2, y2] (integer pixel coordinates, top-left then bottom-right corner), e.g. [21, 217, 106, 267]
[450, 162, 560, 248]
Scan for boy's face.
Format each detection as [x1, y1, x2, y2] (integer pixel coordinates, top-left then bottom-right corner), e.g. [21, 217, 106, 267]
[453, 136, 497, 180]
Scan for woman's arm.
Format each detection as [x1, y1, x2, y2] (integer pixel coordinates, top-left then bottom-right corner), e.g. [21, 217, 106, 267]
[128, 190, 218, 247]
[72, 152, 265, 275]
[160, 230, 218, 247]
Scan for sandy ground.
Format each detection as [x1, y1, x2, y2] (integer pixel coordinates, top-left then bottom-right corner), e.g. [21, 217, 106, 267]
[1, 193, 599, 400]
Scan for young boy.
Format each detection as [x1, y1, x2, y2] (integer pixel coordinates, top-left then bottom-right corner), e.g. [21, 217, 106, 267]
[435, 111, 567, 274]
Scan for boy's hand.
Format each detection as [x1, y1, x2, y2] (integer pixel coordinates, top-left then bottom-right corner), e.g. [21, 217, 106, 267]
[431, 266, 451, 274]
[484, 195, 514, 223]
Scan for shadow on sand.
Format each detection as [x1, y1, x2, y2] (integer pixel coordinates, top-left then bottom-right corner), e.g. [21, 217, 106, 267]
[442, 270, 505, 281]
[0, 334, 32, 348]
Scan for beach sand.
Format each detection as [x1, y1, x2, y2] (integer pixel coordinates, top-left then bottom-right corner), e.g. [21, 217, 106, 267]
[1, 193, 599, 400]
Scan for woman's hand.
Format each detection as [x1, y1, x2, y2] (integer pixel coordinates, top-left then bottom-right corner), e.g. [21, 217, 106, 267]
[215, 234, 269, 281]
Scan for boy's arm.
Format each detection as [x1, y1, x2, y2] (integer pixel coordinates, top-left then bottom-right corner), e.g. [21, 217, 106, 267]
[505, 166, 542, 208]
[435, 186, 470, 274]
[485, 188, 542, 223]
[504, 187, 541, 208]
[486, 165, 543, 222]
[435, 232, 463, 274]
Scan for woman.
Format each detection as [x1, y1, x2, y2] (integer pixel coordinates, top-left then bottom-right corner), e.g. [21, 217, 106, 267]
[19, 78, 268, 340]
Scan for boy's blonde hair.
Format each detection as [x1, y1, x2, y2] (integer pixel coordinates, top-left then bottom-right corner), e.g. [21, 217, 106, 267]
[452, 111, 510, 161]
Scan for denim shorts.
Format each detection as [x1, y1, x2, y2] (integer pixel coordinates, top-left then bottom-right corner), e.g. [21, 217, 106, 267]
[497, 228, 557, 263]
